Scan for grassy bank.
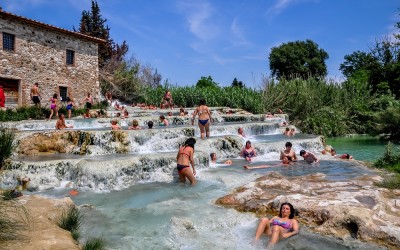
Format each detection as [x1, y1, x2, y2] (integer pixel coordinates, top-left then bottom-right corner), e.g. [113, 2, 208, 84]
[374, 142, 400, 189]
[0, 101, 109, 122]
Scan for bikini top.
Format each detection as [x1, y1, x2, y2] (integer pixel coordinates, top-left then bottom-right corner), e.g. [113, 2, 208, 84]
[197, 107, 208, 116]
[51, 98, 56, 104]
[271, 219, 292, 230]
[179, 146, 191, 159]
[243, 148, 255, 157]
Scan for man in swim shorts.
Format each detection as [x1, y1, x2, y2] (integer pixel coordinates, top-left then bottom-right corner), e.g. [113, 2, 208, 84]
[30, 82, 41, 107]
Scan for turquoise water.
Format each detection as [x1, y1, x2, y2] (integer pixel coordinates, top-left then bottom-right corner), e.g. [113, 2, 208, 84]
[327, 136, 388, 162]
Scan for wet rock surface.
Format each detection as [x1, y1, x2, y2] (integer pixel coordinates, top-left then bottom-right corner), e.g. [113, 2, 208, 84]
[216, 171, 400, 250]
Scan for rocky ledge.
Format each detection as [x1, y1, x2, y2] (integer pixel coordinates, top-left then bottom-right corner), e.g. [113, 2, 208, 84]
[0, 195, 79, 250]
[216, 171, 400, 250]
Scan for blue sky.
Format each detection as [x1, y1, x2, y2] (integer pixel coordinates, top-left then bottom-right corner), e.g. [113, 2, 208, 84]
[2, 0, 399, 88]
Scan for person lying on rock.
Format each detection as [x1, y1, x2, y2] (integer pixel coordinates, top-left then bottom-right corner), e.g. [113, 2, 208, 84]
[255, 202, 299, 247]
[210, 153, 232, 165]
[299, 150, 319, 164]
[243, 156, 293, 169]
[331, 149, 353, 159]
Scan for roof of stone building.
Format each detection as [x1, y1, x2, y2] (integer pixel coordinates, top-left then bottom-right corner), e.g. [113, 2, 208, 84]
[0, 9, 106, 44]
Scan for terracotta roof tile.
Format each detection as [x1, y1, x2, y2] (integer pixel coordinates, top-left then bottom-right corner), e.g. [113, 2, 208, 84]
[0, 9, 106, 44]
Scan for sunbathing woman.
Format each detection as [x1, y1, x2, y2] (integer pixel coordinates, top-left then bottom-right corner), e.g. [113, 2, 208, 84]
[255, 202, 299, 247]
[192, 99, 212, 139]
[176, 138, 197, 185]
[243, 156, 292, 169]
[240, 140, 256, 162]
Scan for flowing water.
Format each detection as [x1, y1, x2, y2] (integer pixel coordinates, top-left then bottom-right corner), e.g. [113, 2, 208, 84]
[3, 107, 387, 249]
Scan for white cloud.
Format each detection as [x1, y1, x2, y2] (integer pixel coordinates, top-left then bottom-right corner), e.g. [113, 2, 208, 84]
[176, 0, 218, 41]
[229, 17, 250, 47]
[266, 0, 318, 16]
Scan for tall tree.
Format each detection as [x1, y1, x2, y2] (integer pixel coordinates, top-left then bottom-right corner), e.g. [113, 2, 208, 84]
[231, 78, 244, 88]
[269, 39, 329, 80]
[75, 0, 128, 68]
[196, 76, 219, 88]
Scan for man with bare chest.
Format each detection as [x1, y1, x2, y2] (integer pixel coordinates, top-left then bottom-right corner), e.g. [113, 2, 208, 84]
[280, 141, 297, 161]
[30, 82, 41, 106]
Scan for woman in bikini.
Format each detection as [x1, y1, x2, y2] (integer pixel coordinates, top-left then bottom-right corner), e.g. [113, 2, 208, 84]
[176, 137, 196, 185]
[255, 202, 299, 247]
[48, 93, 58, 120]
[240, 140, 256, 162]
[66, 92, 74, 119]
[243, 156, 293, 169]
[192, 99, 212, 139]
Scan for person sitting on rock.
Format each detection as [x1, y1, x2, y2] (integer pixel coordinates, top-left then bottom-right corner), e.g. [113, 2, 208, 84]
[83, 108, 91, 119]
[210, 153, 232, 165]
[254, 202, 299, 247]
[280, 142, 297, 161]
[56, 114, 73, 130]
[299, 150, 319, 163]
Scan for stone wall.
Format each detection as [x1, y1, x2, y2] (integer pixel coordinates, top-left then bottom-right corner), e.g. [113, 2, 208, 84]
[0, 15, 100, 107]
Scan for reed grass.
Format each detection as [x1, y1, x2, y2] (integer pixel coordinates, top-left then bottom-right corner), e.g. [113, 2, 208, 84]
[0, 198, 31, 241]
[57, 205, 83, 239]
[0, 127, 15, 169]
[82, 237, 106, 250]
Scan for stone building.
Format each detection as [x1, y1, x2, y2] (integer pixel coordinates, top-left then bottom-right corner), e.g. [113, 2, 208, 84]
[0, 10, 104, 108]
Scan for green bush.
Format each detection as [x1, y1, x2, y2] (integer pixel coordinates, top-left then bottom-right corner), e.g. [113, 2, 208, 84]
[82, 237, 106, 250]
[373, 142, 400, 189]
[0, 127, 15, 169]
[57, 205, 83, 239]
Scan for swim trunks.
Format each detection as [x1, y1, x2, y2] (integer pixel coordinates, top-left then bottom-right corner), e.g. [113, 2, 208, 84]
[86, 102, 92, 109]
[66, 104, 73, 110]
[32, 96, 40, 104]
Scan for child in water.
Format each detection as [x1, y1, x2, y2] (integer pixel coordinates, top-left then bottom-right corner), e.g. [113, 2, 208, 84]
[111, 120, 121, 130]
[159, 115, 169, 126]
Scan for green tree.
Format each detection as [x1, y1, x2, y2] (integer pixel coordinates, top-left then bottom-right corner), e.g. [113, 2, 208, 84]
[231, 78, 244, 88]
[75, 0, 128, 68]
[269, 39, 329, 80]
[196, 76, 219, 88]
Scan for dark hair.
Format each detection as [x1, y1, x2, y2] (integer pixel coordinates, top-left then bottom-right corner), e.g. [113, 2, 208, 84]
[160, 115, 165, 120]
[199, 99, 206, 105]
[279, 202, 295, 219]
[344, 153, 350, 159]
[245, 140, 251, 146]
[285, 127, 290, 131]
[300, 150, 306, 156]
[210, 153, 216, 158]
[34, 82, 39, 86]
[148, 121, 154, 128]
[285, 142, 292, 147]
[184, 137, 196, 149]
[53, 93, 58, 98]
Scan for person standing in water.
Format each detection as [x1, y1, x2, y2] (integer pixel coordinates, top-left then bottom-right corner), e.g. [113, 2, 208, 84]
[255, 202, 299, 247]
[176, 137, 196, 185]
[192, 99, 212, 139]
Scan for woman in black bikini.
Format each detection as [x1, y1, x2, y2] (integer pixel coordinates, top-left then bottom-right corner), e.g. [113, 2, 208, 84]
[176, 137, 197, 185]
[192, 99, 212, 139]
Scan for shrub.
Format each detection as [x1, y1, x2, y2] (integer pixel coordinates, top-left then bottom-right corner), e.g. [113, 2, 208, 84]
[0, 127, 15, 169]
[374, 142, 400, 172]
[57, 205, 83, 239]
[82, 237, 106, 250]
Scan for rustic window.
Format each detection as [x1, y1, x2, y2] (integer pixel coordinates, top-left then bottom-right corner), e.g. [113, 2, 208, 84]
[59, 86, 68, 102]
[66, 49, 75, 65]
[3, 32, 15, 51]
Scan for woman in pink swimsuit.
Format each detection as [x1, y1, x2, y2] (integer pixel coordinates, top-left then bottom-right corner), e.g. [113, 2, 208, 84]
[48, 93, 58, 120]
[255, 202, 299, 247]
